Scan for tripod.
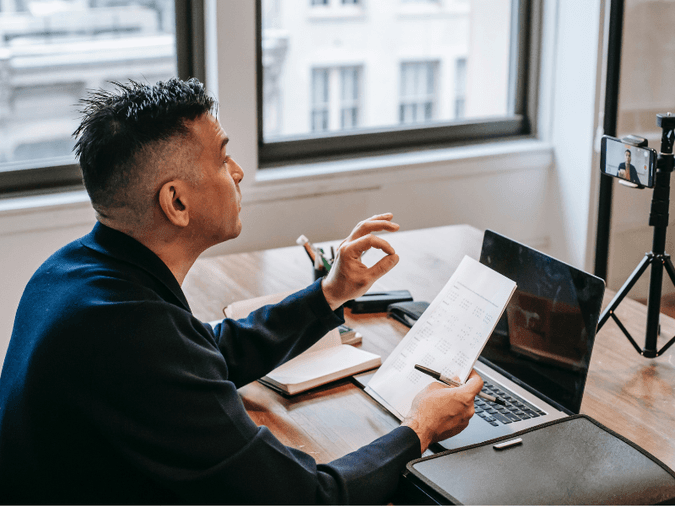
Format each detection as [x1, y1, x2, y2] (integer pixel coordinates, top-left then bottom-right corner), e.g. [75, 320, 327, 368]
[597, 113, 675, 358]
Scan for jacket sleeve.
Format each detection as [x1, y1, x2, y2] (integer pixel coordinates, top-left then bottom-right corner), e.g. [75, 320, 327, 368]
[210, 279, 345, 388]
[71, 279, 420, 504]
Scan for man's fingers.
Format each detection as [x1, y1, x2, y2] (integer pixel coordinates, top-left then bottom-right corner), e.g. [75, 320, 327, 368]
[348, 214, 399, 241]
[370, 252, 400, 278]
[346, 234, 396, 258]
[464, 370, 484, 395]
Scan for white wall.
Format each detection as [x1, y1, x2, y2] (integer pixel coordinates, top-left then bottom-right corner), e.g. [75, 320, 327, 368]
[0, 0, 606, 367]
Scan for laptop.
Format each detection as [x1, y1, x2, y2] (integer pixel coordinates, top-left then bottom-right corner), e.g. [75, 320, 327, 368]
[438, 229, 606, 451]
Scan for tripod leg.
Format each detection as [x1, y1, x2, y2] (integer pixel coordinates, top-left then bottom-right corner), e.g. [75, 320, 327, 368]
[597, 254, 652, 330]
[663, 255, 675, 284]
[654, 255, 675, 356]
[645, 256, 665, 357]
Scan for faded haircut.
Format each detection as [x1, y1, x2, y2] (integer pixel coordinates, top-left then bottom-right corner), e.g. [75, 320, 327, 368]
[73, 78, 217, 220]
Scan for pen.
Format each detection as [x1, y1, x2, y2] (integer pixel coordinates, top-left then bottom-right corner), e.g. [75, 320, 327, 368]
[296, 235, 317, 263]
[317, 248, 332, 271]
[414, 364, 506, 406]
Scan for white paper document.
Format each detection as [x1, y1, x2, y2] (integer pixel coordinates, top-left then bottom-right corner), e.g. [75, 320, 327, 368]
[365, 255, 516, 420]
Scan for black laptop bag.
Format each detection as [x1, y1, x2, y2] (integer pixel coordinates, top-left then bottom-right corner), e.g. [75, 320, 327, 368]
[401, 414, 675, 505]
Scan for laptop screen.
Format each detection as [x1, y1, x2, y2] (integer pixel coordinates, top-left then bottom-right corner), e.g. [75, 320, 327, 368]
[478, 230, 605, 414]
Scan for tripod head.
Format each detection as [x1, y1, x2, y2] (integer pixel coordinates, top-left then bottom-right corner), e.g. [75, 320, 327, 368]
[657, 113, 675, 160]
[656, 112, 675, 130]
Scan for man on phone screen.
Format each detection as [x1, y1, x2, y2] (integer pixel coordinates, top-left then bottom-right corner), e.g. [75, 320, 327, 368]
[618, 149, 639, 182]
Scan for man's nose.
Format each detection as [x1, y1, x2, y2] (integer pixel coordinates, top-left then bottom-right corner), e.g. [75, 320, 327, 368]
[231, 160, 244, 183]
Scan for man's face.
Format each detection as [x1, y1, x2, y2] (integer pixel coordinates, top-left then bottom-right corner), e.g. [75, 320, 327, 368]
[187, 113, 244, 246]
[625, 150, 632, 164]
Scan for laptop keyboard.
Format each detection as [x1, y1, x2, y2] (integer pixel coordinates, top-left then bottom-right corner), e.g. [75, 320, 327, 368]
[474, 378, 547, 426]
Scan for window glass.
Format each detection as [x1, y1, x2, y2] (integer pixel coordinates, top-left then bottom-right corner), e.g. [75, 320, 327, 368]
[309, 65, 361, 132]
[311, 68, 329, 132]
[400, 61, 437, 125]
[261, 0, 513, 143]
[0, 0, 177, 171]
[340, 66, 359, 130]
[455, 57, 467, 119]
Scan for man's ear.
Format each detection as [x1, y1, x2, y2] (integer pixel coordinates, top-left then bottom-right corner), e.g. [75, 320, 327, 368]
[158, 180, 190, 228]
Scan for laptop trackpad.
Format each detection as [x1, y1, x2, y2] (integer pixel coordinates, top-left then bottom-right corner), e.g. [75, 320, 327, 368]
[437, 414, 510, 451]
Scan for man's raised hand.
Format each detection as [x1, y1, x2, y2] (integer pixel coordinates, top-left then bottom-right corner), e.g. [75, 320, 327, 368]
[321, 213, 400, 311]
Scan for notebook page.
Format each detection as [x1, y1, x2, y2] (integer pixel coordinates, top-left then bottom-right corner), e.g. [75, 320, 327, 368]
[365, 255, 516, 420]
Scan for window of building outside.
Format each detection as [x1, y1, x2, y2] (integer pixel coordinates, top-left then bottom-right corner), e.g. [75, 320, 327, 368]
[310, 65, 361, 132]
[0, 0, 178, 194]
[455, 57, 467, 119]
[259, 0, 533, 166]
[399, 61, 438, 125]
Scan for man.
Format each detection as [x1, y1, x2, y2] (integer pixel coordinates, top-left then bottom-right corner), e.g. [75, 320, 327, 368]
[0, 78, 482, 504]
[618, 148, 639, 183]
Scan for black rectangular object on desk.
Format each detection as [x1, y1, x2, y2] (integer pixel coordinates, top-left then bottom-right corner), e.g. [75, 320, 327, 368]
[387, 301, 430, 327]
[345, 290, 413, 313]
[404, 415, 675, 505]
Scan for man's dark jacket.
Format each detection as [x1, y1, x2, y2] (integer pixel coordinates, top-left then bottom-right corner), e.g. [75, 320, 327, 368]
[618, 161, 639, 183]
[0, 223, 419, 504]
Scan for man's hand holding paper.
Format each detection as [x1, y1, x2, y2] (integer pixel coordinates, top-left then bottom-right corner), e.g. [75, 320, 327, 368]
[402, 370, 484, 453]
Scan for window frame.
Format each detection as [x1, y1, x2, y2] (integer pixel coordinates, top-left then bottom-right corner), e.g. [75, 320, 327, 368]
[0, 0, 206, 197]
[256, 0, 539, 167]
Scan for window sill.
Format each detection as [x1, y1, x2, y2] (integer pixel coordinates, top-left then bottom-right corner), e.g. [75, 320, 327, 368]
[0, 189, 94, 235]
[246, 137, 553, 204]
[0, 138, 553, 234]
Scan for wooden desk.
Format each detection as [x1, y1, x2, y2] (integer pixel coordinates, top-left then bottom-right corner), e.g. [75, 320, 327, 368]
[183, 224, 675, 470]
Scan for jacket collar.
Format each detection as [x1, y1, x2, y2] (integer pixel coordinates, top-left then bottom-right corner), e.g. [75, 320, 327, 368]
[80, 222, 191, 312]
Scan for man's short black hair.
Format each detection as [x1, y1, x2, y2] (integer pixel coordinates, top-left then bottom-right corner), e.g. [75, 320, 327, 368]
[73, 78, 217, 215]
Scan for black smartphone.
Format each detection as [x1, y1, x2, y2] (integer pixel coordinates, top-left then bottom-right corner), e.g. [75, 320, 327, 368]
[600, 135, 656, 188]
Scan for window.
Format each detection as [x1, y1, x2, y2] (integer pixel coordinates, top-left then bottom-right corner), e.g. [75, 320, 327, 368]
[340, 67, 360, 130]
[399, 62, 438, 125]
[258, 0, 537, 165]
[0, 0, 204, 195]
[309, 66, 361, 133]
[454, 57, 467, 119]
[311, 69, 330, 132]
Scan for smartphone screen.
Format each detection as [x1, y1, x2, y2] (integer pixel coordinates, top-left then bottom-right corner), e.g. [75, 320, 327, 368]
[600, 135, 656, 188]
